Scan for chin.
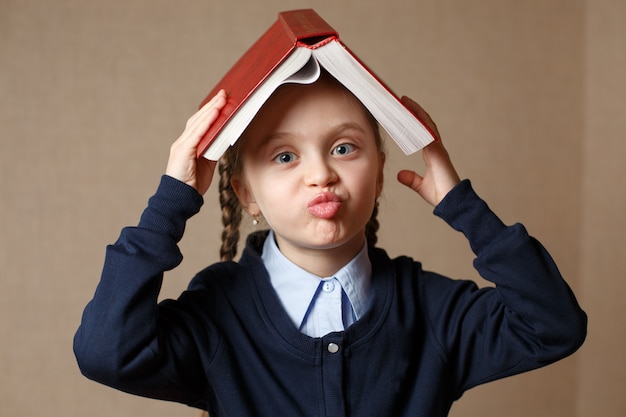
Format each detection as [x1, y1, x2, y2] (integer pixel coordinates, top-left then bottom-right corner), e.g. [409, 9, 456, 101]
[312, 225, 365, 250]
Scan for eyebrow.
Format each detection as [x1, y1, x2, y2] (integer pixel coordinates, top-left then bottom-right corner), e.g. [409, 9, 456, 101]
[326, 122, 369, 138]
[261, 122, 368, 145]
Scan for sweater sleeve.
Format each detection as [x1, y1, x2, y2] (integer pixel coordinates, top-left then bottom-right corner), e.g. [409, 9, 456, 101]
[429, 179, 586, 393]
[73, 175, 209, 406]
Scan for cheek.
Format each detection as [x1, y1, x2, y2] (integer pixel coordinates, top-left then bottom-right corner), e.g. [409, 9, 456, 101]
[247, 175, 295, 214]
[347, 169, 382, 216]
[358, 163, 383, 195]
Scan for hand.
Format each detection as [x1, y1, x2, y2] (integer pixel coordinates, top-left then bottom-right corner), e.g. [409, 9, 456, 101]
[165, 90, 227, 195]
[397, 96, 461, 206]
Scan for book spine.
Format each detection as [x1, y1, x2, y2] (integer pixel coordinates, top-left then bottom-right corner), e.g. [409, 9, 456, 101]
[279, 9, 338, 43]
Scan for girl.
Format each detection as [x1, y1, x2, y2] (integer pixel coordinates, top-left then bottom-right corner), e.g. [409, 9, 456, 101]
[74, 72, 586, 417]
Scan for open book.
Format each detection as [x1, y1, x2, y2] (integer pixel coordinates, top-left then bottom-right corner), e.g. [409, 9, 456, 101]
[197, 9, 436, 160]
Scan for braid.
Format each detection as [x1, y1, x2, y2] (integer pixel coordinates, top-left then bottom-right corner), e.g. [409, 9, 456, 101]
[218, 146, 243, 261]
[365, 200, 380, 247]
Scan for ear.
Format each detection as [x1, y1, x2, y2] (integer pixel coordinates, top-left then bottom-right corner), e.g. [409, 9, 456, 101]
[231, 175, 259, 215]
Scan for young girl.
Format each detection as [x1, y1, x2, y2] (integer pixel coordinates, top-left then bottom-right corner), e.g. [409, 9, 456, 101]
[74, 72, 586, 417]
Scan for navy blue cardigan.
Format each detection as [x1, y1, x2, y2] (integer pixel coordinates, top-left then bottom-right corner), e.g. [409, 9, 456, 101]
[74, 176, 586, 416]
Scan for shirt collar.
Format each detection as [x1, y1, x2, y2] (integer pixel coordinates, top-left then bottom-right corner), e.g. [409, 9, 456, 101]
[261, 230, 372, 328]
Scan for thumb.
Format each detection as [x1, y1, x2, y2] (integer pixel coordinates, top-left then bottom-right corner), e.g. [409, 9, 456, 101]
[397, 170, 424, 193]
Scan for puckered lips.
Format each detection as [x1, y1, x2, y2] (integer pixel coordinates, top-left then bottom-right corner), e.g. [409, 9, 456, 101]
[307, 192, 342, 219]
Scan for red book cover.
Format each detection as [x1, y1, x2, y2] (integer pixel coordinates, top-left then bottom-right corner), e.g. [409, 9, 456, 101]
[196, 10, 337, 158]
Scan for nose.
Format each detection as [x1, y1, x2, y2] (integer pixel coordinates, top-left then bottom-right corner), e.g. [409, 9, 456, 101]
[304, 156, 338, 188]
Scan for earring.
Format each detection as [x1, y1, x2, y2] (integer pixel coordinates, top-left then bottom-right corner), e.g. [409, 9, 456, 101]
[252, 211, 260, 226]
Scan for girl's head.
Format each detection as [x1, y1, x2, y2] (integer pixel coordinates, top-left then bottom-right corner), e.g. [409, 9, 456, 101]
[218, 71, 386, 264]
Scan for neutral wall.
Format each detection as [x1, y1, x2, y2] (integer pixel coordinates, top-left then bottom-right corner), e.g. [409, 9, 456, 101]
[578, 0, 626, 415]
[1, 0, 623, 416]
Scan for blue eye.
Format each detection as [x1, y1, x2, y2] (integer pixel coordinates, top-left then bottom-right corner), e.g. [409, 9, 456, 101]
[332, 143, 355, 156]
[273, 152, 297, 164]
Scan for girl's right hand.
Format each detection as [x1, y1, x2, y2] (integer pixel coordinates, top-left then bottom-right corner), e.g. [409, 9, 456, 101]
[165, 90, 227, 195]
[397, 96, 461, 207]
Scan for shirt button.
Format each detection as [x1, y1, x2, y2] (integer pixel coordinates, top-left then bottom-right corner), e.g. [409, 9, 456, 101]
[327, 343, 340, 353]
[322, 280, 335, 292]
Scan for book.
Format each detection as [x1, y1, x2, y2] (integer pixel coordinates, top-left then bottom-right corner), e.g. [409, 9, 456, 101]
[197, 9, 436, 160]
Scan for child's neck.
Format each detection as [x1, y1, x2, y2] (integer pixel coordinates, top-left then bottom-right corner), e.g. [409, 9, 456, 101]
[274, 234, 365, 278]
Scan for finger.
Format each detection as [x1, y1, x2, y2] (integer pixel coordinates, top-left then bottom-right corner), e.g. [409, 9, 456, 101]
[421, 140, 446, 166]
[401, 96, 441, 140]
[176, 91, 227, 148]
[186, 89, 227, 129]
[185, 90, 227, 134]
[187, 106, 222, 142]
[397, 169, 424, 192]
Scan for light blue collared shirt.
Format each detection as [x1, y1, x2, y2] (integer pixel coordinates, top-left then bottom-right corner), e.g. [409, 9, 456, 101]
[261, 230, 373, 337]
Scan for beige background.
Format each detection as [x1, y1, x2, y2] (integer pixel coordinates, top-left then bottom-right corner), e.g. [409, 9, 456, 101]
[1, 0, 624, 416]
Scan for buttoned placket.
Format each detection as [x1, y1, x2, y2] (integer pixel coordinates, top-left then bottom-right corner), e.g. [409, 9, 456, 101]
[320, 333, 346, 416]
[306, 279, 347, 415]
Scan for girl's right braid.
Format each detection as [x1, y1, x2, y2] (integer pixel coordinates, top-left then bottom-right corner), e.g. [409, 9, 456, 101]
[364, 200, 380, 247]
[218, 149, 242, 262]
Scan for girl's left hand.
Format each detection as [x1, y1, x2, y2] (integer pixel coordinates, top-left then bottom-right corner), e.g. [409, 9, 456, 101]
[397, 96, 461, 207]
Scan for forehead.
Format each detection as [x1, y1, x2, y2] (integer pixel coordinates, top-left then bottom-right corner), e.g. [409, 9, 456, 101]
[241, 78, 373, 144]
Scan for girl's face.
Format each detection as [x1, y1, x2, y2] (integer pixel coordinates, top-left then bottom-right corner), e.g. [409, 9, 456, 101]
[233, 79, 385, 275]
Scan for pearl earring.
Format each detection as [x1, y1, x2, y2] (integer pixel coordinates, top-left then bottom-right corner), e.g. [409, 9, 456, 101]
[252, 212, 260, 226]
